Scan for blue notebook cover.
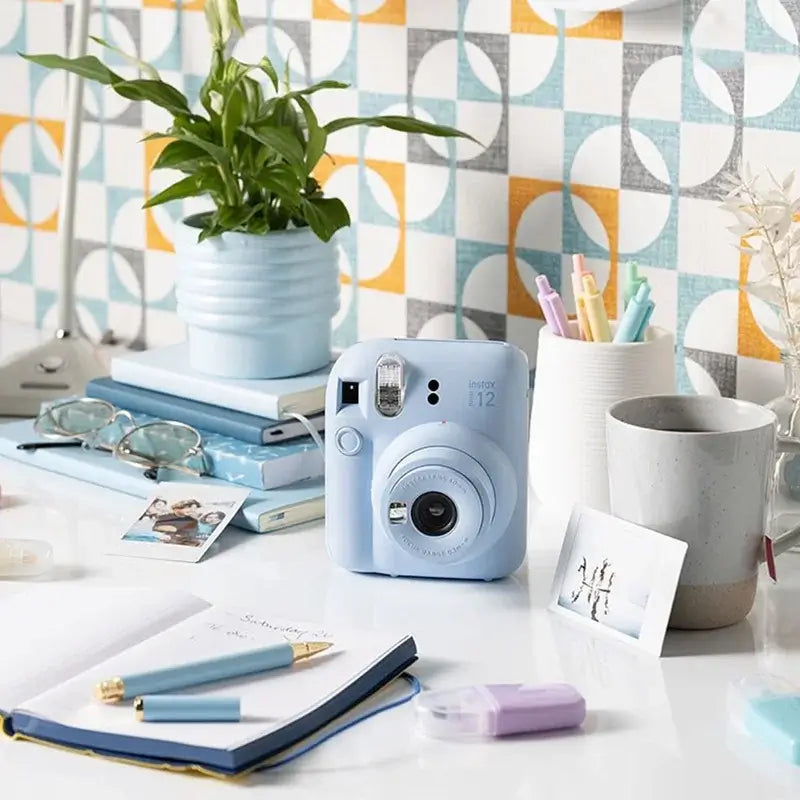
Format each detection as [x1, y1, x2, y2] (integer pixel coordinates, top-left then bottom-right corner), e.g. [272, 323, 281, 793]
[87, 377, 301, 446]
[0, 419, 325, 533]
[2, 643, 416, 776]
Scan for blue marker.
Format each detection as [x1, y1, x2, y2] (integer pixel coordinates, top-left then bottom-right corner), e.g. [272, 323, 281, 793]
[613, 282, 652, 343]
[634, 299, 655, 342]
[135, 695, 241, 723]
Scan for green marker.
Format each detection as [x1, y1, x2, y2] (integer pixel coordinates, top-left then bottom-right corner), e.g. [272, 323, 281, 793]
[623, 261, 646, 309]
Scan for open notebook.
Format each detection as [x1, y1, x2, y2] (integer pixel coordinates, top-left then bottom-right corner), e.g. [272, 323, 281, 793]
[0, 586, 416, 777]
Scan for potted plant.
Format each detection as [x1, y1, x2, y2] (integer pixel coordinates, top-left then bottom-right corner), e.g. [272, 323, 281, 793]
[23, 0, 473, 379]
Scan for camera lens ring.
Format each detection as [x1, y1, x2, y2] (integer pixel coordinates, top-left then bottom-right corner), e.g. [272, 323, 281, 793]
[410, 491, 457, 537]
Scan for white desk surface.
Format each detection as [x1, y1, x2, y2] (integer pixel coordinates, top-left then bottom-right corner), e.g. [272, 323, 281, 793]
[1, 325, 800, 798]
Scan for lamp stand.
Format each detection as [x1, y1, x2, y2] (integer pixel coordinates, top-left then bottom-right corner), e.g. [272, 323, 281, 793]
[0, 0, 105, 416]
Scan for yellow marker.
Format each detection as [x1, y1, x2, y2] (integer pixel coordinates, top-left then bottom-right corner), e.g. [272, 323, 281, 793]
[572, 277, 593, 341]
[571, 255, 593, 341]
[582, 274, 611, 342]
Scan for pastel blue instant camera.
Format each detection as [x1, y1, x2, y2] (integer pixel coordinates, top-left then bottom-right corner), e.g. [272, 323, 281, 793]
[325, 338, 529, 580]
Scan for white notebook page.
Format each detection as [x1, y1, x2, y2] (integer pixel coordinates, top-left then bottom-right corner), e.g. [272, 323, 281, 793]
[0, 586, 208, 710]
[17, 606, 409, 752]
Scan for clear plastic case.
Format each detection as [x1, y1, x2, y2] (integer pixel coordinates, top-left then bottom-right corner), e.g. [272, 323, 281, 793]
[0, 539, 54, 577]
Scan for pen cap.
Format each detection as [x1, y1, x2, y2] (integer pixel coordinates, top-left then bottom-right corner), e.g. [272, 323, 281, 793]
[535, 274, 554, 296]
[572, 254, 589, 276]
[415, 683, 586, 740]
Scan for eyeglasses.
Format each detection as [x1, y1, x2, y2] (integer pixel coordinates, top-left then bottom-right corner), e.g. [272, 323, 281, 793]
[19, 398, 208, 481]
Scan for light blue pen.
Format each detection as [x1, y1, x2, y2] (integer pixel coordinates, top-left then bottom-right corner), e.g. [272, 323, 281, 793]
[95, 641, 332, 703]
[135, 695, 241, 723]
[613, 282, 651, 343]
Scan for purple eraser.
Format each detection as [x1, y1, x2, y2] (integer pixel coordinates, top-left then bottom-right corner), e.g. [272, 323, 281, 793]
[415, 682, 586, 739]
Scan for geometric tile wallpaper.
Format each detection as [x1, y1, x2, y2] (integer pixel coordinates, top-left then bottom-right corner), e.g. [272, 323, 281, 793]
[1, 0, 798, 400]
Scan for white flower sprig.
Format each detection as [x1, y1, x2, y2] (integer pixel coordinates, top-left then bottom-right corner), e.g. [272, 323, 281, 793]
[720, 162, 800, 358]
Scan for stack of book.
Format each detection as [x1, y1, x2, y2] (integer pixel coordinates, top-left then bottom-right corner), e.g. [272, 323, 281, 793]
[0, 343, 331, 534]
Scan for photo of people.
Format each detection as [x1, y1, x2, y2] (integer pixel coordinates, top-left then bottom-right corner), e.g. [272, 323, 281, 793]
[124, 497, 233, 547]
[113, 485, 250, 562]
[549, 507, 688, 656]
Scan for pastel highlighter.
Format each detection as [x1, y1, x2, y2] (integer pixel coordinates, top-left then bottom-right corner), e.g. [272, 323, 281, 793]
[582, 274, 612, 343]
[571, 255, 593, 341]
[535, 275, 571, 338]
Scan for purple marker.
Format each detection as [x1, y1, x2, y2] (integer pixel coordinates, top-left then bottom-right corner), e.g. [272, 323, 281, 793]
[535, 275, 572, 338]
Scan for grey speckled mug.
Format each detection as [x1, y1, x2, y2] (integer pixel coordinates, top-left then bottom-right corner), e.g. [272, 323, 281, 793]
[606, 395, 781, 630]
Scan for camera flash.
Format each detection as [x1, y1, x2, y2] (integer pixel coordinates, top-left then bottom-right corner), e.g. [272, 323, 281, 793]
[375, 354, 405, 417]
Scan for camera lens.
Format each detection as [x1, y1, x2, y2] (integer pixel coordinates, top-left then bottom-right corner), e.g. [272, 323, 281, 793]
[411, 492, 457, 536]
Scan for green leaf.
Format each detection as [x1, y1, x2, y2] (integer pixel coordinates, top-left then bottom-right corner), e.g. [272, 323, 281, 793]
[223, 58, 250, 87]
[256, 166, 303, 201]
[300, 196, 350, 242]
[142, 174, 209, 209]
[140, 131, 172, 142]
[241, 76, 264, 120]
[222, 88, 246, 151]
[170, 128, 229, 164]
[19, 53, 123, 85]
[151, 139, 209, 171]
[256, 56, 279, 92]
[88, 35, 160, 80]
[112, 79, 191, 117]
[285, 80, 349, 98]
[240, 125, 305, 170]
[222, 0, 245, 38]
[204, 0, 225, 50]
[324, 114, 479, 145]
[295, 95, 326, 172]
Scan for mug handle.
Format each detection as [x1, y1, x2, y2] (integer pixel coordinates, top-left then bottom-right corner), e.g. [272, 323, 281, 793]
[779, 436, 800, 454]
[762, 438, 800, 577]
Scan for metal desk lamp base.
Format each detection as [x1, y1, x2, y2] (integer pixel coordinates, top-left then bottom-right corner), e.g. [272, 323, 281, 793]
[0, 329, 106, 417]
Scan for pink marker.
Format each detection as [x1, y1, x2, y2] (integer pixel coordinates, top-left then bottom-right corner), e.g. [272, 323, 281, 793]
[535, 275, 571, 338]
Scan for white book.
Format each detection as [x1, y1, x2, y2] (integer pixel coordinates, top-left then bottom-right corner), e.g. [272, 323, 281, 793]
[0, 586, 416, 777]
[110, 344, 332, 419]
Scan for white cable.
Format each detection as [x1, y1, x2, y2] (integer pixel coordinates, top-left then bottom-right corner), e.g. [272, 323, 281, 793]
[284, 412, 325, 456]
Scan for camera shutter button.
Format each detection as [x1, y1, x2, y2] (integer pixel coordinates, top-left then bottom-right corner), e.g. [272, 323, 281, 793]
[335, 427, 362, 456]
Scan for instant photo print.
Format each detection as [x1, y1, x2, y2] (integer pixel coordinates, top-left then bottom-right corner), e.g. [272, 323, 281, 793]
[549, 507, 688, 656]
[109, 484, 250, 563]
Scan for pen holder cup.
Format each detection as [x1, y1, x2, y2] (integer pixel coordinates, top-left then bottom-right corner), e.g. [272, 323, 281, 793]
[529, 323, 675, 513]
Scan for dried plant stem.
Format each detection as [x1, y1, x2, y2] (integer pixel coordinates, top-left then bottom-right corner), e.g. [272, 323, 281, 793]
[742, 184, 800, 358]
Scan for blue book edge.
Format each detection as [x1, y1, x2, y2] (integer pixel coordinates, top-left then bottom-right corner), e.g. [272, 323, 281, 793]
[3, 642, 417, 776]
[0, 419, 324, 533]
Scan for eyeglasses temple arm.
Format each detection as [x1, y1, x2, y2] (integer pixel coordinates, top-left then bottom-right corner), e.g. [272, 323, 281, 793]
[17, 441, 83, 451]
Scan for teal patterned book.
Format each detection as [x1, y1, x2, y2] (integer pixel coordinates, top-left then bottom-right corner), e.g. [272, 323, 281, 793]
[126, 411, 324, 491]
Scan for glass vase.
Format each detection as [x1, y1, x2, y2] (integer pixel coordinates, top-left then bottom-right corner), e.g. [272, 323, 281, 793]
[767, 353, 800, 534]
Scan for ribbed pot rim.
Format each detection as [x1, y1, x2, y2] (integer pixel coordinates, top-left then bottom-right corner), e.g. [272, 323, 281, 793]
[178, 305, 339, 331]
[177, 214, 331, 250]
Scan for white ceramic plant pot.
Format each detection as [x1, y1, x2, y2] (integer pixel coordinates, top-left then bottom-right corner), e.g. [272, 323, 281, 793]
[529, 322, 675, 513]
[174, 216, 340, 379]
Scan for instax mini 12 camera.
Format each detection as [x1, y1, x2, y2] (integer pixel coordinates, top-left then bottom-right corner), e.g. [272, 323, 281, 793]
[325, 338, 529, 580]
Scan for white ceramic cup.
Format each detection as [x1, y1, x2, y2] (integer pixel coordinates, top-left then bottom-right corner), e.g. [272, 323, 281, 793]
[606, 395, 800, 630]
[529, 323, 675, 513]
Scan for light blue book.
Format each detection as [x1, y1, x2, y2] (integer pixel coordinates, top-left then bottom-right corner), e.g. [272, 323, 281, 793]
[87, 378, 325, 446]
[127, 411, 324, 491]
[111, 344, 331, 418]
[0, 419, 325, 534]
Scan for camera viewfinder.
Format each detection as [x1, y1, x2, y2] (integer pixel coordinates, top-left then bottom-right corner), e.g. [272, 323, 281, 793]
[341, 381, 360, 405]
